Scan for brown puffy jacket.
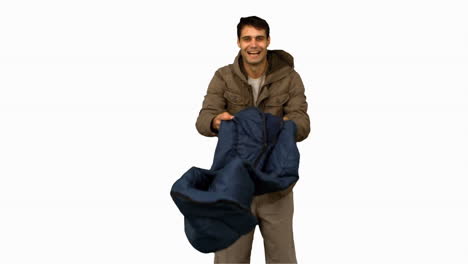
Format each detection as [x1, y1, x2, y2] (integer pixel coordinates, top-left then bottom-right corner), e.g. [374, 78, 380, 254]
[196, 49, 310, 142]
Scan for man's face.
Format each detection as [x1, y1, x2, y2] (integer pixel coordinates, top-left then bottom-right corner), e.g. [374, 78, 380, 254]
[237, 25, 270, 66]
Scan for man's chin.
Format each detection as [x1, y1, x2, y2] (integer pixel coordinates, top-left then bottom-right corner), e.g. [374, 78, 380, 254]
[245, 58, 264, 66]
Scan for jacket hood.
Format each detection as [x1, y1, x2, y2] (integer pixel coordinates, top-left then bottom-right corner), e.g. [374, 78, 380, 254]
[231, 49, 295, 85]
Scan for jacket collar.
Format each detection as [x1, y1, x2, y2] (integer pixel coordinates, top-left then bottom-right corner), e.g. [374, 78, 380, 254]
[231, 50, 295, 85]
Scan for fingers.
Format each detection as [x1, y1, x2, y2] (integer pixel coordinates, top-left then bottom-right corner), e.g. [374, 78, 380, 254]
[212, 112, 234, 131]
[218, 112, 234, 121]
[213, 119, 221, 130]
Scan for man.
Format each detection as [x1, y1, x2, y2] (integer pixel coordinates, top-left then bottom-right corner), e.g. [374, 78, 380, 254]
[196, 16, 310, 264]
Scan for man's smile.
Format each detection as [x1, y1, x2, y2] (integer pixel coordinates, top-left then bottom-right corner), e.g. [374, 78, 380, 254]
[246, 50, 262, 58]
[247, 51, 261, 55]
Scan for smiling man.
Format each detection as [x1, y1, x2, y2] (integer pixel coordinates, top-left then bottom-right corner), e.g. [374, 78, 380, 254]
[196, 16, 310, 264]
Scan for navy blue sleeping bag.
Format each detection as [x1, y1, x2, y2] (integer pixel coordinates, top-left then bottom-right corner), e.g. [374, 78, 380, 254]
[170, 107, 300, 253]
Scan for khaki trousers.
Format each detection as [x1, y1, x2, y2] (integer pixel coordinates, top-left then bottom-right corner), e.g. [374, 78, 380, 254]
[214, 189, 297, 264]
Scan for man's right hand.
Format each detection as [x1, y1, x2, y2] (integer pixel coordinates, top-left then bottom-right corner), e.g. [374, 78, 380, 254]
[211, 112, 235, 131]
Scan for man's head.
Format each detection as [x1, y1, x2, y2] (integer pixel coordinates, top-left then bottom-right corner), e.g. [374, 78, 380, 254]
[237, 16, 270, 40]
[237, 16, 270, 66]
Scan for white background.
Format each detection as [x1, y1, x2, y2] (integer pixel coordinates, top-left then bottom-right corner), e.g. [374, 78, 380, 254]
[1, 0, 467, 263]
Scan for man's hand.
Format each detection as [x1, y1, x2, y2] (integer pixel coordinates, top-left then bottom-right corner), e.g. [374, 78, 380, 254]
[283, 116, 289, 121]
[212, 112, 235, 131]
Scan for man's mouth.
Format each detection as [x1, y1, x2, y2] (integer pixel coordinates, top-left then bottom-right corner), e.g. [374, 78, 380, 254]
[247, 51, 261, 55]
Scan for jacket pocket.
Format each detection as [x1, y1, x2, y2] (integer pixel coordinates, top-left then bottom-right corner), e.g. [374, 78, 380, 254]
[224, 91, 247, 105]
[265, 93, 289, 106]
[263, 93, 289, 116]
[224, 91, 248, 114]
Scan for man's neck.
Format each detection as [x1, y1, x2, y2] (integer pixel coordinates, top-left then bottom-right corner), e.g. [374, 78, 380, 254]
[243, 59, 268, 79]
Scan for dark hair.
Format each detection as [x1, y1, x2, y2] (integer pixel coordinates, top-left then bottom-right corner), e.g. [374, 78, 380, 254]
[237, 16, 270, 39]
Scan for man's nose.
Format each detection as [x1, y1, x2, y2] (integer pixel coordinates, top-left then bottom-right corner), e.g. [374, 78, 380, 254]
[250, 40, 258, 47]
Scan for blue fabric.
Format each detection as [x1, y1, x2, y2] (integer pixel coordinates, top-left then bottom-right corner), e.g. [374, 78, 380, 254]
[170, 107, 300, 253]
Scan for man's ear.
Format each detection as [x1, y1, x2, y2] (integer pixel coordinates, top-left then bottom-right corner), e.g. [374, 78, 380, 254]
[266, 37, 271, 47]
[237, 39, 241, 48]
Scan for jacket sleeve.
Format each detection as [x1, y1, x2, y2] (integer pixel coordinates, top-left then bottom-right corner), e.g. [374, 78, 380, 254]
[284, 71, 310, 142]
[195, 70, 227, 137]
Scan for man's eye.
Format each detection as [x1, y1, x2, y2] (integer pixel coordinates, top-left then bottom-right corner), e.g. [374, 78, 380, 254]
[243, 37, 251, 41]
[256, 37, 265, 41]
